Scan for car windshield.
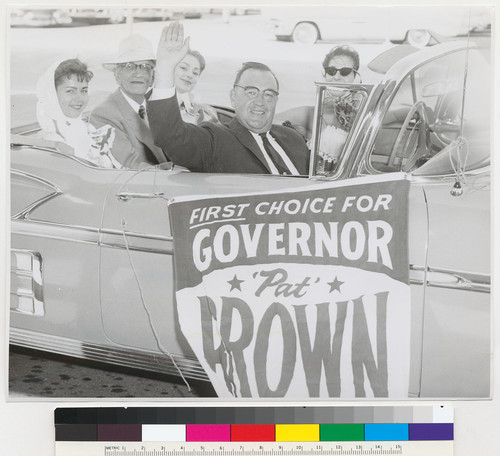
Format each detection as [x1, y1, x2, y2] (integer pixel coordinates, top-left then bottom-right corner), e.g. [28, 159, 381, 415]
[369, 48, 490, 175]
[310, 85, 369, 177]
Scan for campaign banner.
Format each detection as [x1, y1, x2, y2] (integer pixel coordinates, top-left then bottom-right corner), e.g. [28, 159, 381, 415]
[168, 175, 411, 398]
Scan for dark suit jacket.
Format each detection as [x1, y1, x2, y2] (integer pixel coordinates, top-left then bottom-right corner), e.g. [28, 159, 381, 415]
[148, 95, 309, 174]
[91, 89, 168, 169]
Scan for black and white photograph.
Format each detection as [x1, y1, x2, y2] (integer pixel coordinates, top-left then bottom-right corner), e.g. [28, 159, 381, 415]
[7, 4, 493, 400]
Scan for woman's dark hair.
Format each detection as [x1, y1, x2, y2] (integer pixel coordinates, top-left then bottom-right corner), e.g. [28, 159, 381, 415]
[187, 50, 206, 73]
[322, 45, 360, 71]
[233, 61, 279, 90]
[54, 58, 93, 88]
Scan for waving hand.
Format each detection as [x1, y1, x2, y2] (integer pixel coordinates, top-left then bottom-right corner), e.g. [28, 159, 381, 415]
[154, 22, 190, 89]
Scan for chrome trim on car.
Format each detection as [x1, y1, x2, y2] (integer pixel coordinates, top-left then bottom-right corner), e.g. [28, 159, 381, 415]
[100, 229, 173, 254]
[12, 219, 490, 280]
[9, 328, 209, 382]
[309, 83, 376, 181]
[409, 265, 490, 293]
[117, 191, 166, 202]
[11, 136, 109, 169]
[11, 122, 41, 135]
[12, 219, 101, 244]
[11, 170, 63, 220]
[10, 249, 44, 316]
[12, 219, 174, 254]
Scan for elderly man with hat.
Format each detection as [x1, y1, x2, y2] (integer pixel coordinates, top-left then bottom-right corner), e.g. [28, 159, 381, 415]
[91, 34, 169, 169]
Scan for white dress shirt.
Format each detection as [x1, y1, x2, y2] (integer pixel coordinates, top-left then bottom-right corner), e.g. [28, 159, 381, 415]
[120, 89, 147, 121]
[251, 131, 300, 175]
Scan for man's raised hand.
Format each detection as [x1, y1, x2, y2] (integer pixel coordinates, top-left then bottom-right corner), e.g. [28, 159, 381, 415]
[154, 22, 190, 88]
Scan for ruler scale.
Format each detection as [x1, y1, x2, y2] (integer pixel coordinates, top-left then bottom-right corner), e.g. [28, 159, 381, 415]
[56, 441, 453, 456]
[54, 407, 453, 456]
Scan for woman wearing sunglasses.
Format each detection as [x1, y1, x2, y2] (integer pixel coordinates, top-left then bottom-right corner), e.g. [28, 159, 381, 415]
[322, 45, 360, 83]
[275, 45, 361, 172]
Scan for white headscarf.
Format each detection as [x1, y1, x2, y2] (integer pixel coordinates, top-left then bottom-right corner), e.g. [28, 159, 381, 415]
[36, 59, 119, 168]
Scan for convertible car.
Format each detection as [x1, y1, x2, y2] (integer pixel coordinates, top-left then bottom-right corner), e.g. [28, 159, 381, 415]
[10, 40, 490, 398]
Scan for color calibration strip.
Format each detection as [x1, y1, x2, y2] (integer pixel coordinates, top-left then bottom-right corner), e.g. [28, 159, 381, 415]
[56, 422, 454, 442]
[55, 406, 453, 442]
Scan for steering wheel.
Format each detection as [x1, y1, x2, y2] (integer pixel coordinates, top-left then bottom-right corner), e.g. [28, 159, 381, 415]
[388, 101, 431, 172]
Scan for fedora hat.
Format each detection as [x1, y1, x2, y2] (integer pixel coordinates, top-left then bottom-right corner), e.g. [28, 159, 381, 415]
[103, 34, 156, 70]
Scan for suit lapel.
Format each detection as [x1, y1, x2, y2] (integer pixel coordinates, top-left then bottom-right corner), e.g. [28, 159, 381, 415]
[113, 90, 166, 162]
[270, 126, 298, 152]
[271, 125, 309, 175]
[228, 118, 272, 173]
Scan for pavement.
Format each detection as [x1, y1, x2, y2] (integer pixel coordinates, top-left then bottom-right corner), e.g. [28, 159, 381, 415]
[9, 347, 216, 398]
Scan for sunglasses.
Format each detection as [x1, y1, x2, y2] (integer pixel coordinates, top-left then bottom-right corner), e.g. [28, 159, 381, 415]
[324, 66, 357, 77]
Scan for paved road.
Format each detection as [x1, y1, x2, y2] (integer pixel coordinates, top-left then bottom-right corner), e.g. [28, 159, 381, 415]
[9, 347, 216, 398]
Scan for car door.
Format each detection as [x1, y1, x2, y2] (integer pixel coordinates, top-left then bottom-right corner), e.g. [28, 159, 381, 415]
[97, 168, 182, 359]
[416, 178, 490, 397]
[98, 169, 320, 360]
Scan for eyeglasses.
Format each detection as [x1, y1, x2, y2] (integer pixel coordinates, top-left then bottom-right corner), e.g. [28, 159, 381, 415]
[234, 84, 279, 102]
[324, 67, 357, 77]
[118, 62, 155, 73]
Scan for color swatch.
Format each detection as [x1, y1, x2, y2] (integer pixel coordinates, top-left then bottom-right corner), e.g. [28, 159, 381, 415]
[55, 406, 453, 443]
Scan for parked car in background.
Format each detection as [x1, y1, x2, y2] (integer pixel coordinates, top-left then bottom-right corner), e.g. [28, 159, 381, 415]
[207, 8, 260, 16]
[10, 8, 72, 27]
[10, 41, 490, 398]
[67, 8, 128, 24]
[264, 5, 492, 45]
[169, 7, 203, 19]
[67, 8, 174, 24]
[131, 8, 174, 22]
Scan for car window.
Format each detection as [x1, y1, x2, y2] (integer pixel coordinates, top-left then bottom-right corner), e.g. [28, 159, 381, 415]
[369, 48, 490, 175]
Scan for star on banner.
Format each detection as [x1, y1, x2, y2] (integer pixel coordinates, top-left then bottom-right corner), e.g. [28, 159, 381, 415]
[228, 274, 244, 291]
[327, 276, 344, 293]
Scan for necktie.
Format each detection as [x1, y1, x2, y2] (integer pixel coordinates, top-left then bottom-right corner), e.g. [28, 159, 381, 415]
[259, 132, 290, 175]
[138, 105, 146, 120]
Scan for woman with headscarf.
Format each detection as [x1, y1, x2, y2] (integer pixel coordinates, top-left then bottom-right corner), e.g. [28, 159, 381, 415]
[36, 58, 120, 168]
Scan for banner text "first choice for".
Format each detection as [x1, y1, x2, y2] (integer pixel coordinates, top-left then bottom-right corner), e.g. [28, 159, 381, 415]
[189, 194, 393, 225]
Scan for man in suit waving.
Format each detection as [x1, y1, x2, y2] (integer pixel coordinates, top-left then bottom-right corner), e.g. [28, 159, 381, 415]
[91, 34, 169, 169]
[148, 22, 309, 175]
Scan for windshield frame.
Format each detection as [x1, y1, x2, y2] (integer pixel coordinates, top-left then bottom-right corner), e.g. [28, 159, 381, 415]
[308, 82, 375, 181]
